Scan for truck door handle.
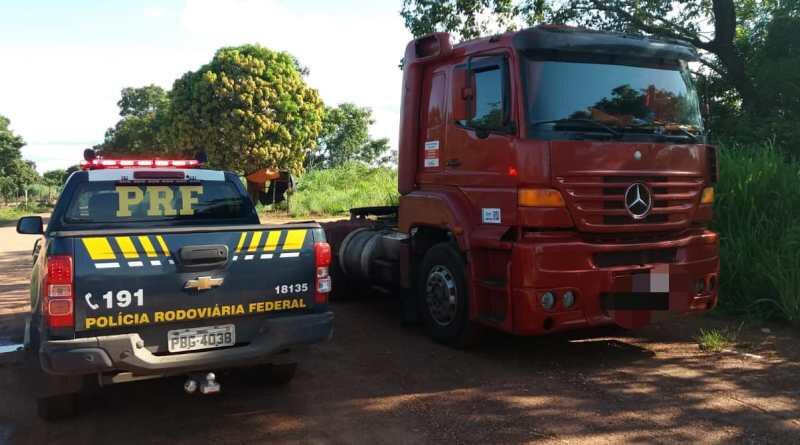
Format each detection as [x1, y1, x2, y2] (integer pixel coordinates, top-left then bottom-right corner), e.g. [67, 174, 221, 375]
[446, 158, 461, 167]
[178, 244, 229, 271]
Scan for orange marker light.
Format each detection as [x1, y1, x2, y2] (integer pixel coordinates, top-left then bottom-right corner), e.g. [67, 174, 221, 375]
[700, 187, 715, 204]
[518, 188, 565, 207]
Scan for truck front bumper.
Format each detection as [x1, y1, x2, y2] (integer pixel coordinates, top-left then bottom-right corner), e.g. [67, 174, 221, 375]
[508, 229, 719, 335]
[39, 312, 334, 376]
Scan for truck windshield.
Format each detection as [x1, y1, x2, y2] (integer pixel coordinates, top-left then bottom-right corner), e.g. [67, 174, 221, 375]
[523, 56, 703, 137]
[64, 180, 255, 225]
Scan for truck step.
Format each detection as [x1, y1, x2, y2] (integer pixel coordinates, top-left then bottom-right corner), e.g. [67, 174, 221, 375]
[477, 278, 506, 290]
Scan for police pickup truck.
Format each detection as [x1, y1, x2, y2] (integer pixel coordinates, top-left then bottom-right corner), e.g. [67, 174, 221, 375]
[16, 155, 334, 419]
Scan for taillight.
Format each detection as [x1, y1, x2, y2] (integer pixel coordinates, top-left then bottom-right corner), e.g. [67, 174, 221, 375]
[43, 255, 74, 328]
[314, 242, 332, 304]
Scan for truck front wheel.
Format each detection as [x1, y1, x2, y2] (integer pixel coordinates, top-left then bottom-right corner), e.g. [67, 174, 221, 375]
[417, 243, 482, 348]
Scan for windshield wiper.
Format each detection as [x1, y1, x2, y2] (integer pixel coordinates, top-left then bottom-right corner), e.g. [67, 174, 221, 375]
[625, 124, 701, 143]
[532, 118, 622, 138]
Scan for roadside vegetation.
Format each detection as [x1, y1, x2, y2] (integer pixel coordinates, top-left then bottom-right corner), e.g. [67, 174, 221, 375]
[0, 203, 52, 225]
[696, 324, 742, 352]
[714, 143, 800, 324]
[289, 163, 398, 216]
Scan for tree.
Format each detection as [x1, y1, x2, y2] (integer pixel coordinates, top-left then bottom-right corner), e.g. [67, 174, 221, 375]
[42, 169, 69, 187]
[310, 103, 391, 168]
[117, 85, 170, 118]
[169, 44, 325, 174]
[97, 85, 172, 156]
[0, 115, 39, 201]
[401, 0, 546, 40]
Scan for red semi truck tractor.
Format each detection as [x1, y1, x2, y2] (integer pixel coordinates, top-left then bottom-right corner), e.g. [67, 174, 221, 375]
[324, 26, 720, 347]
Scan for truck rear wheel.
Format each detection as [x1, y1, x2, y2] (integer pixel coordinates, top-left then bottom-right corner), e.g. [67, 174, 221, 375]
[417, 243, 482, 348]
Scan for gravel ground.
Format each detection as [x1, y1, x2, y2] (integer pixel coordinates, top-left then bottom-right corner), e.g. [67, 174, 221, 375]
[0, 219, 799, 444]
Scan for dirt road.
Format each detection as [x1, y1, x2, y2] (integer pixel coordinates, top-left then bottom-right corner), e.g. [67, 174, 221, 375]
[0, 218, 799, 444]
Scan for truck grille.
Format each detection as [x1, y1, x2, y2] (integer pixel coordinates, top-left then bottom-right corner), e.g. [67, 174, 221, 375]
[558, 174, 704, 233]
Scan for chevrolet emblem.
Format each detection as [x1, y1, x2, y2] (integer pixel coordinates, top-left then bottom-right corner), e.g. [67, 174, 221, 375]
[184, 276, 224, 291]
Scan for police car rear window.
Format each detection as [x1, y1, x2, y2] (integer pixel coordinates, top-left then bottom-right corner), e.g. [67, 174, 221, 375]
[64, 181, 251, 223]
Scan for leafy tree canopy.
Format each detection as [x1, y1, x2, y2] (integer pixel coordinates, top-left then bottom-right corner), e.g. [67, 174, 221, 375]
[310, 103, 391, 168]
[118, 85, 170, 118]
[97, 85, 171, 156]
[169, 44, 325, 174]
[0, 114, 39, 198]
[42, 169, 69, 187]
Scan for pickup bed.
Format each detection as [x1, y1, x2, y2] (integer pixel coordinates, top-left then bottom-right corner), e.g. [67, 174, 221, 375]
[17, 162, 333, 419]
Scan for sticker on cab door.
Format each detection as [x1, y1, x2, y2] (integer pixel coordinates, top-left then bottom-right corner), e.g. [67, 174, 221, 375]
[424, 140, 439, 168]
[482, 208, 501, 224]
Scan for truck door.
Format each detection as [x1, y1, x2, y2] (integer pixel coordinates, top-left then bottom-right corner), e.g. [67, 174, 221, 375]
[444, 55, 518, 226]
[417, 70, 447, 183]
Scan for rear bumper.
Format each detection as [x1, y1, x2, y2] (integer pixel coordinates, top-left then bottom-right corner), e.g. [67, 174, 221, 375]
[39, 312, 334, 376]
[507, 229, 719, 335]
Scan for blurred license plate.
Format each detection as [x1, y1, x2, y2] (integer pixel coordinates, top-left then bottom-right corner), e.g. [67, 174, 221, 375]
[168, 324, 235, 353]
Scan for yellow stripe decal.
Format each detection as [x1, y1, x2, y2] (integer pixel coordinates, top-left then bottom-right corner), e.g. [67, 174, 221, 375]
[156, 235, 170, 256]
[114, 236, 139, 259]
[283, 229, 307, 250]
[138, 236, 158, 258]
[264, 231, 281, 252]
[81, 237, 117, 261]
[235, 232, 248, 252]
[248, 231, 263, 252]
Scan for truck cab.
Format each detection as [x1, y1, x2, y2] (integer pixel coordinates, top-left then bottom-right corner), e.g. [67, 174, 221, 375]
[328, 26, 719, 346]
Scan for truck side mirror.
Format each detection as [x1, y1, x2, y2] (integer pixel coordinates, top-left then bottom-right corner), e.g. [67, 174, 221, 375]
[452, 67, 472, 122]
[17, 216, 44, 235]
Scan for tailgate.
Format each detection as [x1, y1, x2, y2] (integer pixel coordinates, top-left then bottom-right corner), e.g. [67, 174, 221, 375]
[72, 225, 320, 350]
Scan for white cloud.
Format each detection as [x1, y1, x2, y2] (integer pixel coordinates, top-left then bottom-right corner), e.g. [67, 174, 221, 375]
[22, 143, 88, 173]
[143, 6, 165, 18]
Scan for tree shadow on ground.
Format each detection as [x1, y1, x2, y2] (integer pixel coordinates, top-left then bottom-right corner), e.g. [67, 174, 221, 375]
[2, 281, 799, 444]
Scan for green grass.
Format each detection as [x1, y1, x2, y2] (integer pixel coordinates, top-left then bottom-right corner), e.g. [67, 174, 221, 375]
[0, 203, 51, 224]
[713, 142, 800, 323]
[696, 325, 741, 352]
[289, 163, 399, 217]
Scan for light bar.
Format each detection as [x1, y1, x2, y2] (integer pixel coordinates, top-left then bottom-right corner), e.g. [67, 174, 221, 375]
[80, 158, 201, 170]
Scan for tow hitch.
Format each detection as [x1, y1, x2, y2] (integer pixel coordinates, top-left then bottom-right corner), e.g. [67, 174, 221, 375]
[184, 372, 221, 395]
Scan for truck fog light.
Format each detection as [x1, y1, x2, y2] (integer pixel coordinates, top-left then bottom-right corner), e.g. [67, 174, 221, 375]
[695, 279, 705, 294]
[540, 292, 555, 310]
[562, 291, 575, 308]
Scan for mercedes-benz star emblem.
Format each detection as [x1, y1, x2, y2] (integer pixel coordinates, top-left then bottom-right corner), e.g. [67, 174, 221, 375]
[624, 183, 652, 220]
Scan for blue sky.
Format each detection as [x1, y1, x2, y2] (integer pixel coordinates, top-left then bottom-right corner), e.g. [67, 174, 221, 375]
[0, 0, 411, 172]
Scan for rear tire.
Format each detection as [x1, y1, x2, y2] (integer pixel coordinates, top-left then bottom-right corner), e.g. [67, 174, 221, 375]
[241, 363, 298, 387]
[417, 243, 482, 348]
[37, 393, 78, 421]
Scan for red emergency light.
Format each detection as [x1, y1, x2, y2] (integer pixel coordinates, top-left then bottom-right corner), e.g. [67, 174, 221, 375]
[80, 158, 202, 170]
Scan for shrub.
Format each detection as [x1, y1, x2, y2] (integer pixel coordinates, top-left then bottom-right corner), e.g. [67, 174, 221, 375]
[289, 163, 399, 216]
[713, 142, 800, 322]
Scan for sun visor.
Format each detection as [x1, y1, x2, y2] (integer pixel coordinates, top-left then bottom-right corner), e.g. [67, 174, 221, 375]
[513, 27, 699, 62]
